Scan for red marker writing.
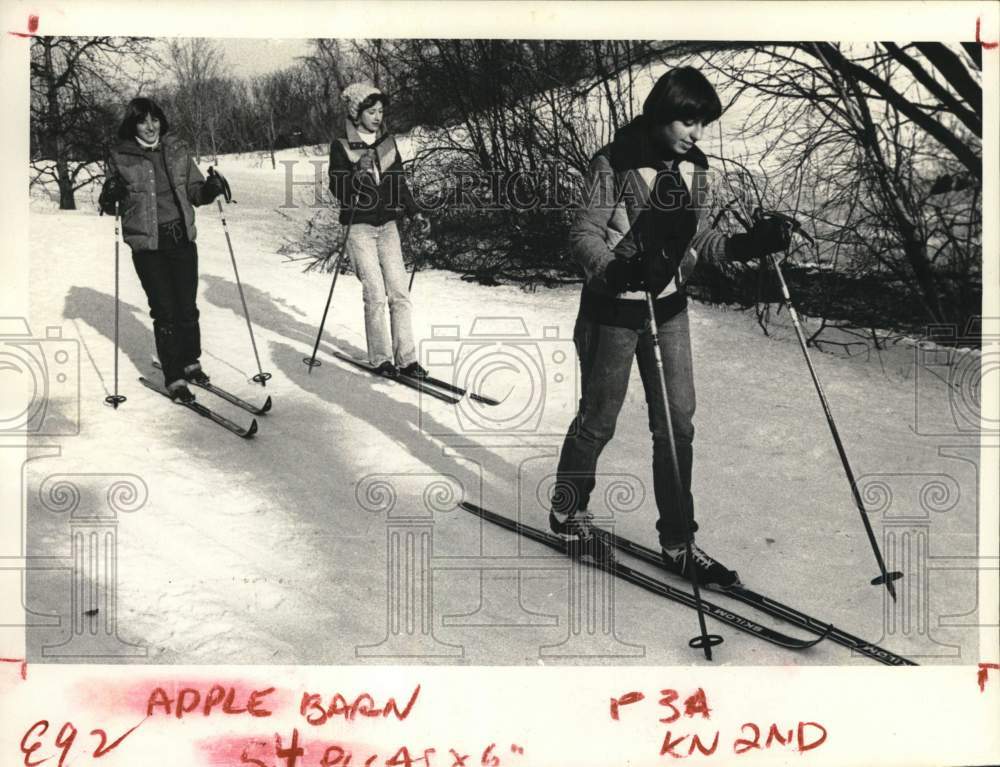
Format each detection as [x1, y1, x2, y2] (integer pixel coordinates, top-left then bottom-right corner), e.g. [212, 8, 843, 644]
[978, 663, 1000, 692]
[977, 17, 998, 49]
[8, 14, 38, 38]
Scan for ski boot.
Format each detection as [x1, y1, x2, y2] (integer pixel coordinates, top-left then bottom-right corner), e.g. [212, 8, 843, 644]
[374, 361, 398, 378]
[184, 362, 210, 386]
[550, 509, 615, 565]
[660, 542, 740, 588]
[167, 380, 196, 405]
[399, 361, 428, 380]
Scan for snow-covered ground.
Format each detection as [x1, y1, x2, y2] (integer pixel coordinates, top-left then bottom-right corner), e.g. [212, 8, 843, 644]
[18, 147, 985, 666]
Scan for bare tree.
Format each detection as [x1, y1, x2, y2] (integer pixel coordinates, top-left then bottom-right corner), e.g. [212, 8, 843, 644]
[30, 36, 157, 209]
[297, 39, 711, 282]
[250, 68, 315, 169]
[163, 39, 224, 162]
[299, 39, 351, 140]
[703, 43, 981, 333]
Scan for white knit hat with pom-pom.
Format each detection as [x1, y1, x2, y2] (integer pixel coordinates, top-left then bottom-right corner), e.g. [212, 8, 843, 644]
[341, 82, 386, 122]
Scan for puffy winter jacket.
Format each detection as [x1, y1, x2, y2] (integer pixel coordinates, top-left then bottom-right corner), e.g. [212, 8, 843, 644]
[102, 136, 211, 252]
[570, 117, 741, 327]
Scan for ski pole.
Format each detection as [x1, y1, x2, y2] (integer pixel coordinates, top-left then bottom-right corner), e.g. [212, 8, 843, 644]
[208, 166, 272, 386]
[104, 201, 127, 409]
[303, 205, 357, 372]
[645, 292, 723, 661]
[764, 235, 902, 601]
[713, 123, 901, 601]
[407, 218, 429, 293]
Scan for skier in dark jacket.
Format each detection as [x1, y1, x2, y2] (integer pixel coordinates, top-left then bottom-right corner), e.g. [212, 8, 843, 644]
[98, 97, 229, 403]
[328, 82, 431, 379]
[550, 67, 792, 585]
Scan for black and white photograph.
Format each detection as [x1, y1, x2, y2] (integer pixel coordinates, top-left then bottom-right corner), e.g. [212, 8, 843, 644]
[1, 2, 998, 765]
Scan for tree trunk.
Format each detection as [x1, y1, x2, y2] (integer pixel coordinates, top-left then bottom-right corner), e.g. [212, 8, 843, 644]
[57, 161, 76, 210]
[900, 229, 947, 324]
[269, 111, 276, 170]
[43, 41, 76, 210]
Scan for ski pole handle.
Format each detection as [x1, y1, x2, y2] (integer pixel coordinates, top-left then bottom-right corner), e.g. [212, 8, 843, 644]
[207, 166, 234, 204]
[753, 207, 815, 245]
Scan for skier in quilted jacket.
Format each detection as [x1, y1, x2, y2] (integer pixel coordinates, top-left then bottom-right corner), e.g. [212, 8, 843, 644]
[550, 67, 792, 585]
[98, 97, 230, 403]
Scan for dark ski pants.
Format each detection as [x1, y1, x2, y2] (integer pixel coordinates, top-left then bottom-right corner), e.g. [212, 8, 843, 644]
[132, 235, 201, 387]
[553, 309, 698, 547]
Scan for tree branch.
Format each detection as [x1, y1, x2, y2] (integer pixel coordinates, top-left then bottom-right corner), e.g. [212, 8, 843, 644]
[805, 43, 981, 178]
[880, 42, 981, 136]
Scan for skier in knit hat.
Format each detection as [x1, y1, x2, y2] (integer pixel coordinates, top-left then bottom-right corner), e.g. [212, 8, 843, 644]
[328, 82, 431, 379]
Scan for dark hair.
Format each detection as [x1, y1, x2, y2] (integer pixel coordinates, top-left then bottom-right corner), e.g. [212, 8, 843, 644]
[642, 67, 722, 126]
[117, 97, 170, 141]
[356, 92, 388, 118]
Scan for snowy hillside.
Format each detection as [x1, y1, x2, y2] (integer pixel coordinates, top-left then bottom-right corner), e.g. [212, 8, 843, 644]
[20, 147, 984, 667]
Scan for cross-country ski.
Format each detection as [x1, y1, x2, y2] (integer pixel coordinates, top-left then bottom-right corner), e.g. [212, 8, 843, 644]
[139, 376, 258, 439]
[460, 501, 830, 654]
[593, 527, 916, 666]
[153, 359, 272, 415]
[330, 351, 462, 405]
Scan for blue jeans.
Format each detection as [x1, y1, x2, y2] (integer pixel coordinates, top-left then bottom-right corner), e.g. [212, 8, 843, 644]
[553, 308, 697, 547]
[347, 221, 417, 367]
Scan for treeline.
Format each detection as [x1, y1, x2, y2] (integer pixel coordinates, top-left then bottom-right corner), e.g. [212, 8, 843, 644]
[298, 39, 984, 338]
[29, 37, 353, 195]
[30, 37, 984, 342]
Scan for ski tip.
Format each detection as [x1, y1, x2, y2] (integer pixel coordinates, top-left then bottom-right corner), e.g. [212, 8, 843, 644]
[243, 419, 259, 438]
[260, 396, 273, 413]
[789, 624, 834, 649]
[470, 392, 503, 407]
[479, 384, 515, 407]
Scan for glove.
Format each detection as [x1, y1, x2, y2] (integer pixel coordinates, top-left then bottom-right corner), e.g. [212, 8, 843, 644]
[727, 217, 792, 262]
[604, 250, 674, 295]
[356, 153, 376, 172]
[604, 257, 638, 293]
[98, 176, 128, 215]
[203, 167, 232, 203]
[638, 249, 673, 296]
[411, 212, 431, 236]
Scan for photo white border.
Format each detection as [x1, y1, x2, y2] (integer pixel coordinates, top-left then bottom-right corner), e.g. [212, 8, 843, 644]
[1, 2, 997, 765]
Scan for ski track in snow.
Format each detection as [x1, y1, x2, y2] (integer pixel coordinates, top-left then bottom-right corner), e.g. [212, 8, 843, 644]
[22, 148, 981, 666]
